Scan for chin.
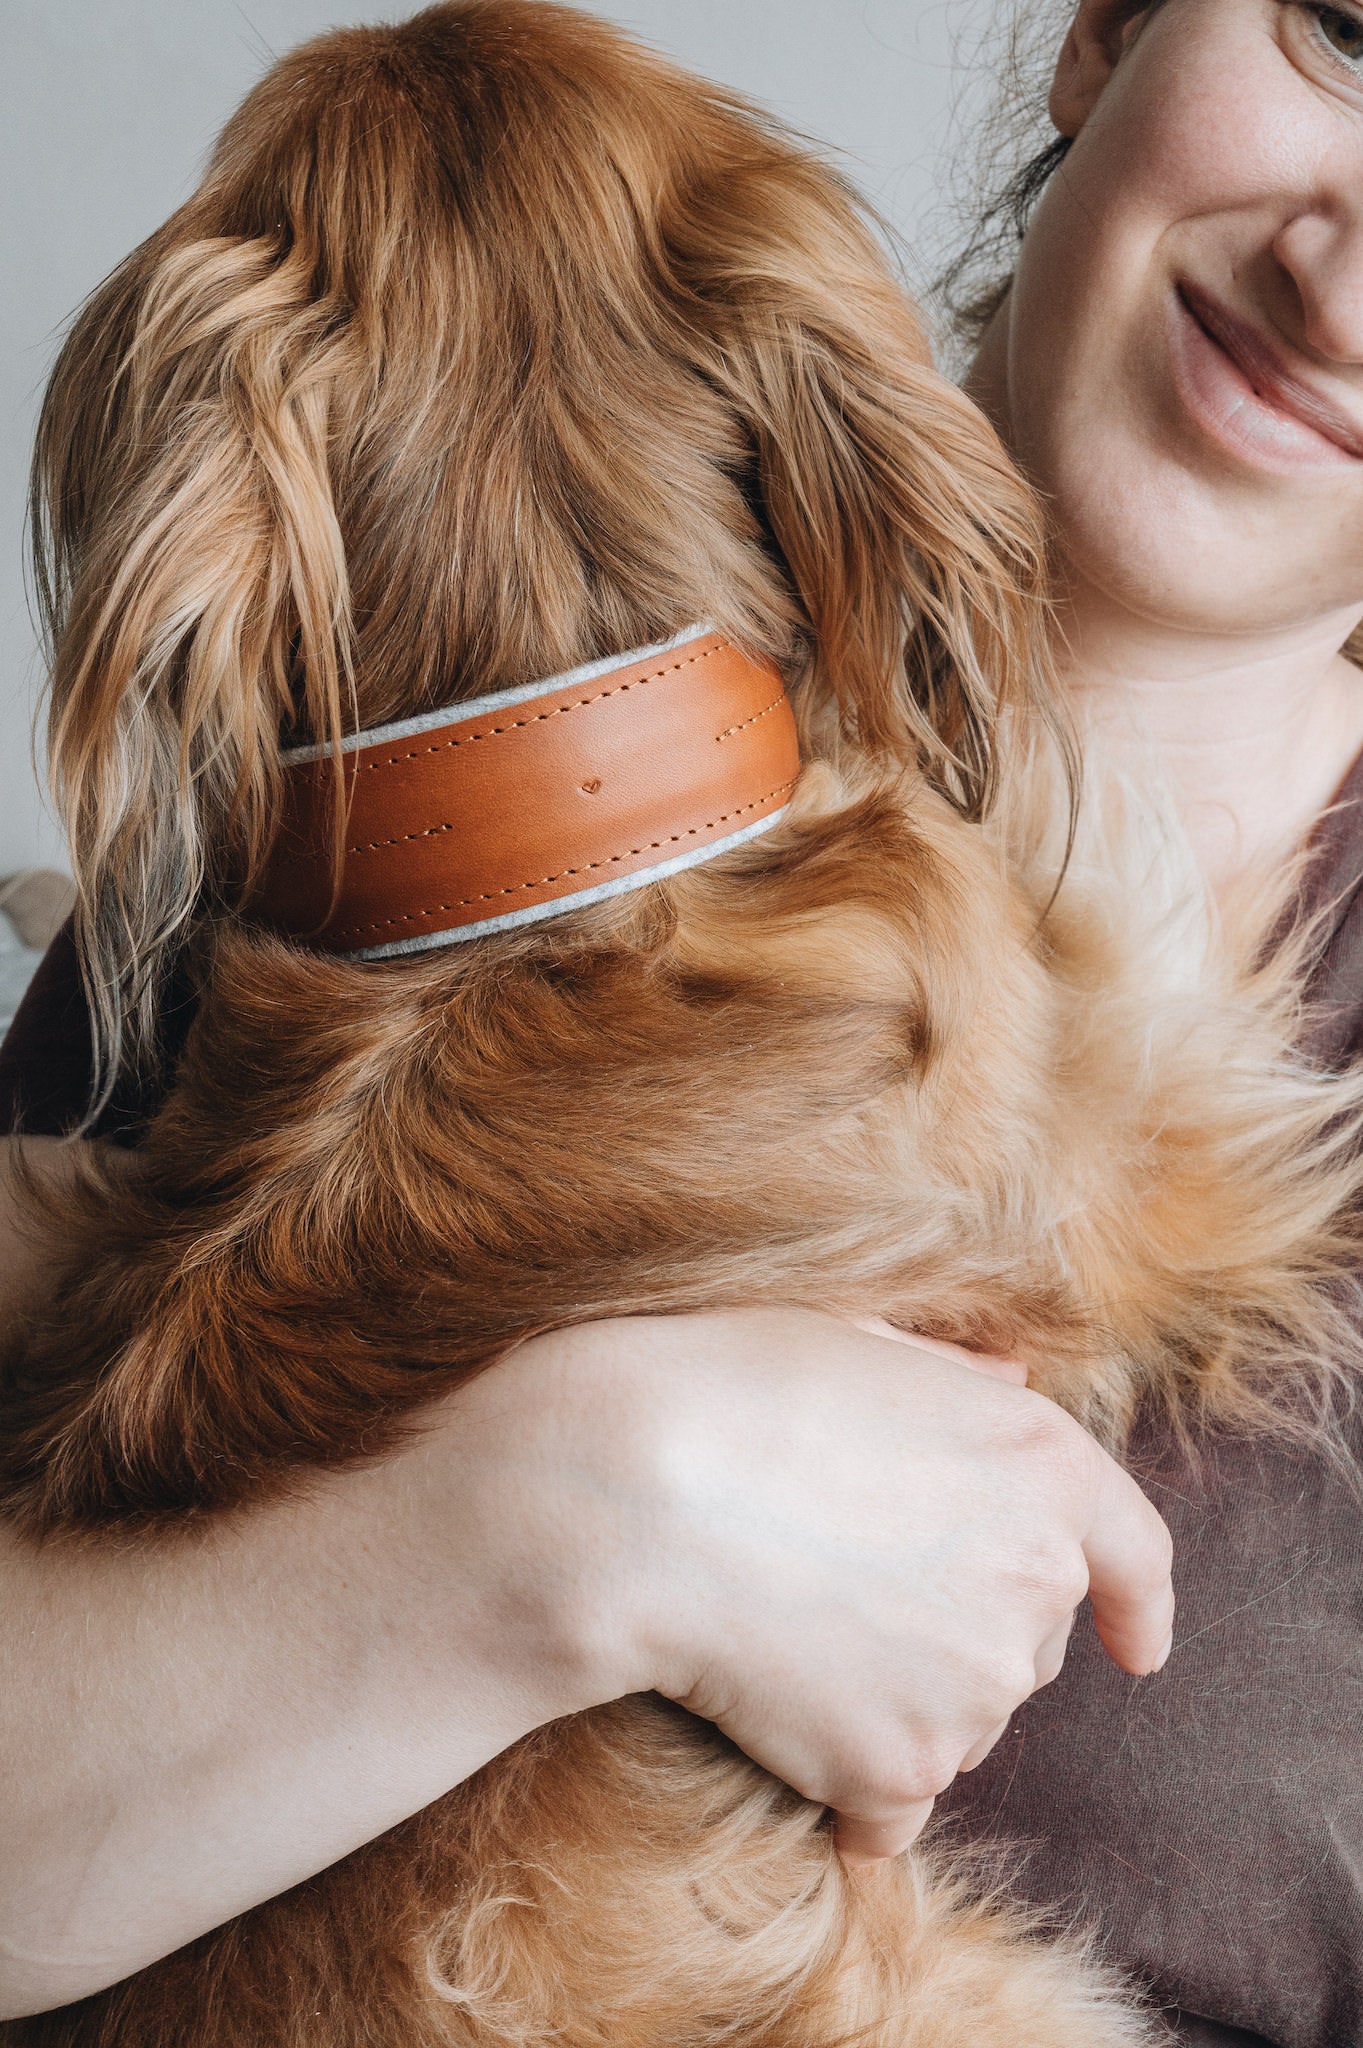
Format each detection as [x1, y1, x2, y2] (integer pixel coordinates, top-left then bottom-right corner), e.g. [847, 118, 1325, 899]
[1047, 440, 1350, 641]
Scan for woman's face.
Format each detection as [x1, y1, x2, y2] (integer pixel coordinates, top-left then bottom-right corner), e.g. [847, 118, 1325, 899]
[977, 0, 1363, 643]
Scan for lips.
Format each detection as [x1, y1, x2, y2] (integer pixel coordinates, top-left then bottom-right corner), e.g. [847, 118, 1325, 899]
[1178, 282, 1363, 461]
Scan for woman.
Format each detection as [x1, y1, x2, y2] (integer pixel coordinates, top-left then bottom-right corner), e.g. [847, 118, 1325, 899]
[938, 3, 1363, 2043]
[0, 0, 1352, 2039]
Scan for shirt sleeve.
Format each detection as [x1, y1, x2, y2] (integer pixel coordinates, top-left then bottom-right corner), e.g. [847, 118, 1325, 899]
[0, 920, 191, 1143]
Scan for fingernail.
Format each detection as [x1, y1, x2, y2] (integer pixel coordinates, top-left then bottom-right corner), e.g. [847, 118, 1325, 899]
[1151, 1628, 1174, 1672]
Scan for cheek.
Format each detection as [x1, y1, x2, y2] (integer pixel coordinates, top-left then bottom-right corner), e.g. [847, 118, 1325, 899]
[1002, 4, 1363, 625]
[1009, 0, 1339, 429]
[1012, 20, 1261, 425]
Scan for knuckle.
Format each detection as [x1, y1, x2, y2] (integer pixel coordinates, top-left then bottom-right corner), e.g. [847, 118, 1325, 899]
[998, 1400, 1103, 1504]
[1036, 1552, 1090, 1612]
[818, 1743, 892, 1811]
[868, 1776, 929, 1813]
[1123, 1517, 1175, 1603]
[981, 1654, 1043, 1715]
[997, 1535, 1088, 1616]
[896, 1743, 960, 1803]
[1004, 1390, 1083, 1463]
[841, 1744, 956, 1811]
[1033, 1626, 1072, 1687]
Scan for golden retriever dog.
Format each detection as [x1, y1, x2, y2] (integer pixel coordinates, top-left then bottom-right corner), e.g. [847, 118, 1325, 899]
[4, 5, 1360, 2043]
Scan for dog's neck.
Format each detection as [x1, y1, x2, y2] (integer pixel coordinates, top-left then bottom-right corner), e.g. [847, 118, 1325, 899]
[253, 626, 799, 959]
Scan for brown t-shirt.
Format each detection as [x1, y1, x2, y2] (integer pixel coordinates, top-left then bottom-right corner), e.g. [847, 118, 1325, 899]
[0, 921, 197, 1143]
[7, 768, 1363, 2047]
[939, 754, 1363, 2048]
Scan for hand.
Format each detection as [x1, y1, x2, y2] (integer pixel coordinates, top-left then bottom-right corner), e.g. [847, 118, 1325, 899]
[0, 1299, 1170, 2010]
[495, 1310, 1174, 1864]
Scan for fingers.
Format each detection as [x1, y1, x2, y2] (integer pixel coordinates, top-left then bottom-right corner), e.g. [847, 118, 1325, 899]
[835, 1602, 1080, 1859]
[833, 1797, 936, 1863]
[833, 1698, 1022, 1860]
[957, 1716, 1012, 1772]
[1032, 1614, 1074, 1690]
[950, 1614, 1075, 1777]
[1082, 1448, 1175, 1676]
[832, 1611, 1076, 1860]
[604, 1311, 1172, 1885]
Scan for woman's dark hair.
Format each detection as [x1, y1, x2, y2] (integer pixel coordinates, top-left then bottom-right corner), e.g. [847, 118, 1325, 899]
[931, 1, 1076, 355]
[935, 135, 1071, 349]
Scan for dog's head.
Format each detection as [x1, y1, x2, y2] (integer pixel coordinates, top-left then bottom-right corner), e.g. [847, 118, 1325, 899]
[31, 0, 1055, 1090]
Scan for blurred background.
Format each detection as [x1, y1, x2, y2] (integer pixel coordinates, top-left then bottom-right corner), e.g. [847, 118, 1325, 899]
[2, 0, 1013, 898]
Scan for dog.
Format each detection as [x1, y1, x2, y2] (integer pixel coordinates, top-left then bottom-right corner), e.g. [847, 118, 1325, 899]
[4, 5, 1361, 2043]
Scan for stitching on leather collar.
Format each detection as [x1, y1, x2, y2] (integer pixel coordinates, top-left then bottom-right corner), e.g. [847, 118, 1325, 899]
[344, 688, 792, 857]
[328, 778, 799, 939]
[355, 644, 727, 773]
[714, 694, 786, 742]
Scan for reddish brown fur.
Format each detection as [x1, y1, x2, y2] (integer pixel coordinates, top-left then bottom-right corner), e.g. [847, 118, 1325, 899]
[6, 4, 1363, 2044]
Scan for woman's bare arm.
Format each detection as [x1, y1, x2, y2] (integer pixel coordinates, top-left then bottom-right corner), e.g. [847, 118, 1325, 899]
[0, 1426, 604, 2014]
[0, 1151, 1173, 2018]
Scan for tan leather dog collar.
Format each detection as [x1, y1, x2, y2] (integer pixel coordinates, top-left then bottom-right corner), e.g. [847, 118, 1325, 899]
[253, 625, 800, 959]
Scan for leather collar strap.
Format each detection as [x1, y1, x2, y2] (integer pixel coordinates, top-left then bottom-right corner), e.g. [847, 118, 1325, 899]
[252, 625, 800, 959]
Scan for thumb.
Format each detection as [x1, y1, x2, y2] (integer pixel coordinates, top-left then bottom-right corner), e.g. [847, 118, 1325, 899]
[1082, 1450, 1175, 1676]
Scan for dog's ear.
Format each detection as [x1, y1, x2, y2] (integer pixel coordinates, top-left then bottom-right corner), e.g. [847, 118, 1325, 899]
[32, 3, 1060, 1111]
[33, 215, 359, 1095]
[673, 138, 1056, 811]
[31, 45, 413, 1100]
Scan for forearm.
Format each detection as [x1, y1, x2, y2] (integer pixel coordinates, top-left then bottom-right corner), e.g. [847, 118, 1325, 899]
[0, 1159, 633, 2017]
[0, 1403, 601, 2018]
[0, 1267, 1174, 2015]
[0, 1142, 551, 2009]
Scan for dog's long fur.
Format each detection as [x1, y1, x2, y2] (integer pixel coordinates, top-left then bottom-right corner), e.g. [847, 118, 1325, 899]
[6, 5, 1363, 2043]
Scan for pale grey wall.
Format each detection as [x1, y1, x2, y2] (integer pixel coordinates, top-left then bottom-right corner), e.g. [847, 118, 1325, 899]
[2, 0, 995, 874]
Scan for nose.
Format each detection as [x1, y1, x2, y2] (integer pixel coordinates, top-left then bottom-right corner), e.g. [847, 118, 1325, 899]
[1273, 205, 1363, 364]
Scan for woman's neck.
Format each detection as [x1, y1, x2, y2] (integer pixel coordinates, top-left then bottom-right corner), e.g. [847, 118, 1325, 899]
[1053, 578, 1363, 887]
[961, 319, 1358, 888]
[966, 309, 1363, 886]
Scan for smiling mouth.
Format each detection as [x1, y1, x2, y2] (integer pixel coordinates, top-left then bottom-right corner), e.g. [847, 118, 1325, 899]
[1177, 282, 1363, 462]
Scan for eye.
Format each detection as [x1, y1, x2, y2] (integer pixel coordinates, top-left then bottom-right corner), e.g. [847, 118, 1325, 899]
[1311, 3, 1363, 66]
